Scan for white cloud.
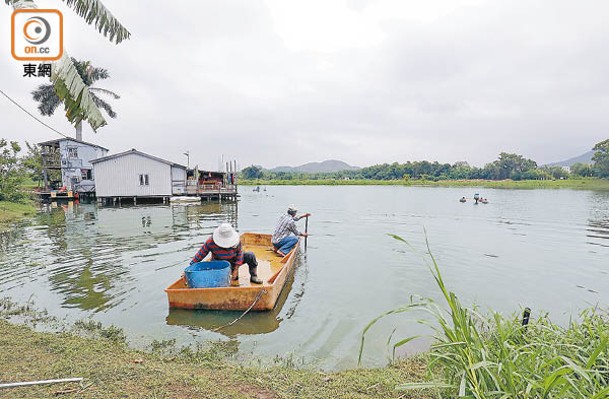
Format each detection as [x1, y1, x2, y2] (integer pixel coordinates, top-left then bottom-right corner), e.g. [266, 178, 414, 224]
[1, 0, 608, 169]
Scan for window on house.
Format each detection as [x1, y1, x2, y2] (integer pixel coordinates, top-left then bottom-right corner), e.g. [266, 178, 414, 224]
[67, 147, 78, 159]
[139, 174, 150, 186]
[81, 169, 92, 180]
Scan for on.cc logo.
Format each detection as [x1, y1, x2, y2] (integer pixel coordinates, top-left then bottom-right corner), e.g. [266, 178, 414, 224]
[23, 16, 52, 45]
[11, 9, 63, 61]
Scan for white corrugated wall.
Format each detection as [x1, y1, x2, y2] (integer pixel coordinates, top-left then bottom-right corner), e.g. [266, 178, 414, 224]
[94, 153, 172, 197]
[171, 166, 186, 194]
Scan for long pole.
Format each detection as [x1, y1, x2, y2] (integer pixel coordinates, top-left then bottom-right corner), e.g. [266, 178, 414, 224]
[0, 378, 83, 389]
[42, 147, 48, 191]
[304, 215, 309, 250]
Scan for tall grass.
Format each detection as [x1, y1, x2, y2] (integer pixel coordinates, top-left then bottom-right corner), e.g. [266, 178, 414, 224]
[0, 200, 36, 229]
[360, 235, 609, 398]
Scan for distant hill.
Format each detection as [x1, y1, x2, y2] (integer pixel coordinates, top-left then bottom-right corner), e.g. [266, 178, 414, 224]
[268, 160, 360, 173]
[547, 151, 594, 167]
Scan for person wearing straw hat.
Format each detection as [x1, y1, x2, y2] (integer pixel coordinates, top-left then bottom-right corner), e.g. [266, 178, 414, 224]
[271, 205, 311, 257]
[190, 223, 262, 285]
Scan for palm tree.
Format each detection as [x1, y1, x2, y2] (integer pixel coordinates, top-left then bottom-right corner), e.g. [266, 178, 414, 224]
[32, 59, 119, 141]
[6, 0, 130, 132]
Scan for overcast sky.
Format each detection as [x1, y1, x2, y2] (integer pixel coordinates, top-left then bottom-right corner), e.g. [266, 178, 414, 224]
[1, 0, 608, 170]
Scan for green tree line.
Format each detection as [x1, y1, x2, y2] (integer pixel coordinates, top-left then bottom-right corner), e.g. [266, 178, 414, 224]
[242, 139, 609, 181]
[0, 139, 42, 202]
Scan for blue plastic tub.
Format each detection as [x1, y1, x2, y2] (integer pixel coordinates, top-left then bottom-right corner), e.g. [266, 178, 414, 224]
[184, 261, 231, 288]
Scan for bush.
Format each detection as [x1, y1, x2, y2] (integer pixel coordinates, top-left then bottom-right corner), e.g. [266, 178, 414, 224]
[0, 139, 25, 202]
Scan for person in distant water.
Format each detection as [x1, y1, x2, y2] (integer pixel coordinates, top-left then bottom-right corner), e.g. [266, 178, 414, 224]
[272, 205, 311, 257]
[190, 223, 262, 285]
[459, 196, 467, 203]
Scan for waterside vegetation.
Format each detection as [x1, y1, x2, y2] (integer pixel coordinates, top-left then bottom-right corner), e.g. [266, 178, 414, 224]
[0, 139, 38, 229]
[360, 236, 609, 398]
[241, 177, 609, 190]
[0, 201, 36, 231]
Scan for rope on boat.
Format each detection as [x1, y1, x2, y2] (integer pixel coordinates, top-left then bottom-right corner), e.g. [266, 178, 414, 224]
[212, 289, 267, 332]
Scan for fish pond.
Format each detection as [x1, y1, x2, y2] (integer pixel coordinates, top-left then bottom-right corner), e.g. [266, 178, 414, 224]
[1, 186, 608, 369]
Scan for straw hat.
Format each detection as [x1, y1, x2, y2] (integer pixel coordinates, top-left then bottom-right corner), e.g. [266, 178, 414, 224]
[212, 223, 240, 248]
[287, 204, 298, 213]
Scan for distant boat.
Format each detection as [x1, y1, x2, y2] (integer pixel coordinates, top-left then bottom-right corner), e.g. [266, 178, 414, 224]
[165, 233, 300, 311]
[170, 196, 201, 203]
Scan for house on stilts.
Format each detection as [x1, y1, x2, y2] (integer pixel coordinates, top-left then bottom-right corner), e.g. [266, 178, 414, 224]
[91, 149, 238, 205]
[38, 138, 109, 200]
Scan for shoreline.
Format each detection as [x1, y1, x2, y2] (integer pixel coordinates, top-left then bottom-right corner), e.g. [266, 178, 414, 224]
[240, 178, 609, 190]
[0, 317, 428, 399]
[0, 200, 37, 232]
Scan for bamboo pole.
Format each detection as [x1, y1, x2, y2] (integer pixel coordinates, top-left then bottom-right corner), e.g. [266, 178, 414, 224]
[304, 216, 309, 250]
[0, 378, 83, 389]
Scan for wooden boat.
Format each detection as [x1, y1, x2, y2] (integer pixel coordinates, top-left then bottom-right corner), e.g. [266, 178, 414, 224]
[165, 233, 300, 311]
[165, 268, 296, 335]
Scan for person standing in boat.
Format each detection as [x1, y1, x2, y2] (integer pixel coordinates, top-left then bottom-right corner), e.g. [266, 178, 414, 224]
[190, 223, 263, 285]
[272, 205, 311, 257]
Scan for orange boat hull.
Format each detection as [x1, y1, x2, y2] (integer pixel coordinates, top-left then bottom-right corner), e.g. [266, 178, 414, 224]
[165, 233, 299, 311]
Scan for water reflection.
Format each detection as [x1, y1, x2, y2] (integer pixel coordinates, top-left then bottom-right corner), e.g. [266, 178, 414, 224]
[587, 191, 609, 247]
[48, 252, 120, 311]
[0, 227, 23, 253]
[1, 202, 239, 313]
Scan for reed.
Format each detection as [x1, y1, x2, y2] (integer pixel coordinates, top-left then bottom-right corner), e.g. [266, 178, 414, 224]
[360, 234, 609, 398]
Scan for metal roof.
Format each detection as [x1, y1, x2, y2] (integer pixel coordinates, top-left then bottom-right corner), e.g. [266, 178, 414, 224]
[90, 148, 187, 168]
[38, 137, 109, 151]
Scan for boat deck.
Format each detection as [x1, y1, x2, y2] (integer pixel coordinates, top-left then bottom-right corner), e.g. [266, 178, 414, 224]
[170, 245, 284, 288]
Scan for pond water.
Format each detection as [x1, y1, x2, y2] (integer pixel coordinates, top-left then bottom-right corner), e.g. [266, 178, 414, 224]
[1, 186, 608, 370]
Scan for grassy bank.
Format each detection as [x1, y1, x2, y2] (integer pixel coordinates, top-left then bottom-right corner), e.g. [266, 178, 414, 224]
[0, 318, 429, 399]
[21, 178, 39, 191]
[0, 299, 429, 399]
[241, 178, 609, 190]
[0, 200, 36, 231]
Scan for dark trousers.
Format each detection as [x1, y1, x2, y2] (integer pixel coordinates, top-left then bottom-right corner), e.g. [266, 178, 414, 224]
[232, 251, 258, 277]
